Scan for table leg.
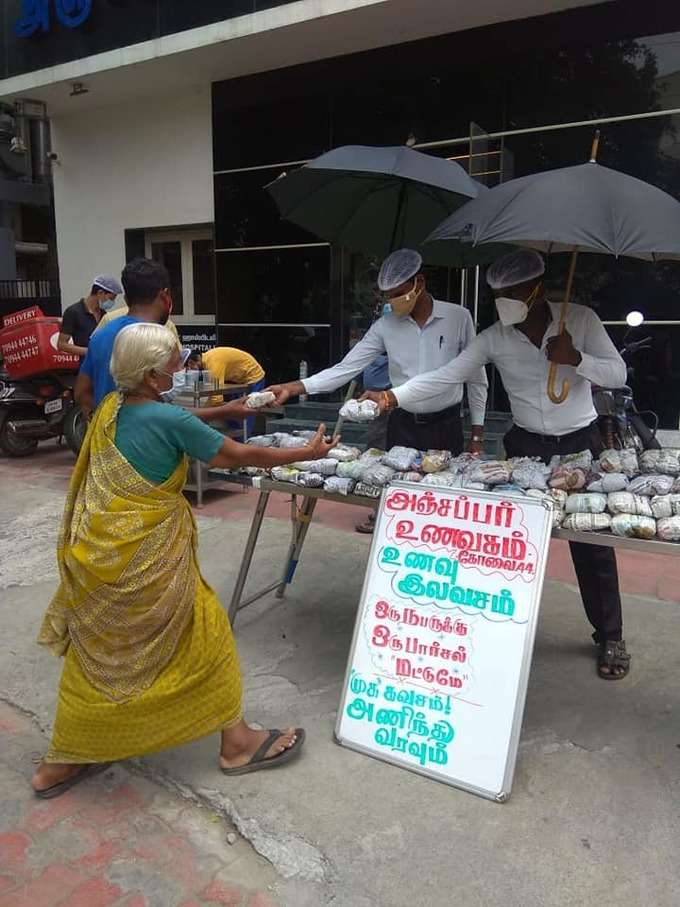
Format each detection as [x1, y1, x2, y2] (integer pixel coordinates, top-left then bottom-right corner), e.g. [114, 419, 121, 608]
[275, 494, 317, 598]
[228, 490, 271, 625]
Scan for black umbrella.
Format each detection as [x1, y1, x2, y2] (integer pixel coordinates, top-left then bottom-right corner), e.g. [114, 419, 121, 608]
[426, 134, 680, 402]
[267, 144, 501, 263]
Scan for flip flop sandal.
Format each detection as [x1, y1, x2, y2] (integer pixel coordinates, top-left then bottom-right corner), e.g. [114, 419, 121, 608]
[355, 514, 376, 534]
[34, 763, 112, 800]
[220, 728, 305, 777]
[597, 639, 631, 681]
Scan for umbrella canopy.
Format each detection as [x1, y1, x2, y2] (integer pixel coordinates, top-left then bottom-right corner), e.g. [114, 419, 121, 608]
[267, 144, 498, 261]
[426, 162, 680, 261]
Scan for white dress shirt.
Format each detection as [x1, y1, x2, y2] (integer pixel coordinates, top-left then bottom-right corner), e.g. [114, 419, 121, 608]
[394, 302, 626, 436]
[302, 299, 488, 423]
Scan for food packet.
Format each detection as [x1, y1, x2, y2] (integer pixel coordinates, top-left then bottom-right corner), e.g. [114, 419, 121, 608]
[359, 448, 385, 463]
[559, 449, 593, 470]
[245, 391, 276, 409]
[324, 476, 356, 496]
[657, 516, 680, 541]
[586, 473, 628, 493]
[354, 482, 381, 498]
[291, 458, 337, 476]
[278, 435, 308, 449]
[383, 446, 419, 471]
[401, 471, 423, 483]
[627, 475, 674, 496]
[494, 484, 526, 495]
[361, 464, 396, 487]
[242, 466, 267, 477]
[607, 492, 654, 517]
[466, 459, 512, 485]
[421, 450, 451, 474]
[650, 495, 680, 519]
[565, 493, 607, 514]
[420, 472, 462, 488]
[336, 460, 366, 481]
[639, 449, 680, 477]
[549, 466, 587, 491]
[270, 466, 300, 483]
[511, 459, 551, 491]
[246, 435, 276, 447]
[327, 445, 361, 463]
[610, 514, 656, 539]
[562, 513, 612, 532]
[296, 472, 325, 488]
[598, 448, 638, 477]
[338, 399, 380, 423]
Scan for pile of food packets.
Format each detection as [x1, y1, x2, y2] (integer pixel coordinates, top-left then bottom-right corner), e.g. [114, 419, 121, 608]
[234, 433, 680, 542]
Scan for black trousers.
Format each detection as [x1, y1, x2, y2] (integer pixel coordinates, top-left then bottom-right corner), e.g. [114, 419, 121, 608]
[386, 406, 465, 455]
[503, 421, 623, 642]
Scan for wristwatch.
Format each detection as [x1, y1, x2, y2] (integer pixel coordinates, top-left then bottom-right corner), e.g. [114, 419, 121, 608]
[471, 434, 483, 443]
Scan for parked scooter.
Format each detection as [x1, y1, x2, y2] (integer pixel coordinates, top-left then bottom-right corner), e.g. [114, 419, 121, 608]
[592, 335, 661, 452]
[0, 364, 82, 457]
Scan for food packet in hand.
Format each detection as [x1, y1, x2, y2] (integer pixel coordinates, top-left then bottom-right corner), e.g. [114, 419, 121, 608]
[245, 391, 276, 409]
[338, 399, 380, 423]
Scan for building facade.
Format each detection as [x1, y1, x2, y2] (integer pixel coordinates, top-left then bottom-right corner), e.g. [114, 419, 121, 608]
[1, 0, 680, 423]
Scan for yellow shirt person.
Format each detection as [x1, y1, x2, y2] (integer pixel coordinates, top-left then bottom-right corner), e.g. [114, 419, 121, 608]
[95, 305, 180, 345]
[199, 348, 265, 387]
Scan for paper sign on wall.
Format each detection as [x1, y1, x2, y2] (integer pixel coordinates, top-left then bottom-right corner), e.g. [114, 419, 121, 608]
[335, 482, 553, 801]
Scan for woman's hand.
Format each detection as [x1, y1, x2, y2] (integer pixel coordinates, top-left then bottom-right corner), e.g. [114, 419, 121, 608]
[219, 397, 252, 421]
[303, 423, 339, 460]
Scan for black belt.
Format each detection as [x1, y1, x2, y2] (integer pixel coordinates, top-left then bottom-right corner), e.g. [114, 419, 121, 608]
[398, 404, 461, 426]
[512, 419, 598, 447]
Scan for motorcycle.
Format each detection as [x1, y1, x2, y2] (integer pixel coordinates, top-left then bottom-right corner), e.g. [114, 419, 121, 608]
[0, 364, 85, 457]
[592, 335, 661, 452]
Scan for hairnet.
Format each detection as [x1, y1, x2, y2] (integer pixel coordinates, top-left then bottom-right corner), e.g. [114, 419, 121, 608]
[377, 249, 423, 291]
[486, 250, 545, 290]
[93, 274, 123, 295]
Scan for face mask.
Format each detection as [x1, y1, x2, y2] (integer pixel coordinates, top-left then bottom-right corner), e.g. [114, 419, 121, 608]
[382, 303, 392, 316]
[495, 283, 542, 326]
[158, 369, 186, 402]
[100, 297, 116, 312]
[387, 279, 420, 317]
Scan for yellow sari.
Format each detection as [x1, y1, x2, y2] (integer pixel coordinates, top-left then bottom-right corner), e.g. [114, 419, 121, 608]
[39, 393, 242, 764]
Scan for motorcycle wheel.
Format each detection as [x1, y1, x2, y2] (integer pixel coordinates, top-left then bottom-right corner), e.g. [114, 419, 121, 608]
[63, 404, 87, 455]
[0, 417, 39, 457]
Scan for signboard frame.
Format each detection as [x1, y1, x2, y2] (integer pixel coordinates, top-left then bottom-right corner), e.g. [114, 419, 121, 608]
[334, 481, 553, 802]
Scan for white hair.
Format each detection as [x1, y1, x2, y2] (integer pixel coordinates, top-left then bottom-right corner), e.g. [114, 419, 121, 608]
[110, 322, 178, 392]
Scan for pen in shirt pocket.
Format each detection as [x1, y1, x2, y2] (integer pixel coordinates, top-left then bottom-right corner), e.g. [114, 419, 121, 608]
[439, 335, 444, 349]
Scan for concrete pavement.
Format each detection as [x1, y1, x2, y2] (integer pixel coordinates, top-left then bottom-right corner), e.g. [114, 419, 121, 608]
[1, 454, 680, 906]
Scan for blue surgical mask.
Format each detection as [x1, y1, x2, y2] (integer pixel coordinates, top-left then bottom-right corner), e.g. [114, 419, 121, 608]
[100, 297, 117, 312]
[382, 302, 393, 316]
[159, 369, 186, 402]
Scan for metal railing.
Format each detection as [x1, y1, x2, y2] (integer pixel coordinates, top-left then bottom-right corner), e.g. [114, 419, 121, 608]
[0, 279, 61, 318]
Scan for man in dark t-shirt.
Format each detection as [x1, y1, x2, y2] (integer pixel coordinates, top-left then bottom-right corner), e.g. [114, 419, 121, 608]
[57, 275, 123, 358]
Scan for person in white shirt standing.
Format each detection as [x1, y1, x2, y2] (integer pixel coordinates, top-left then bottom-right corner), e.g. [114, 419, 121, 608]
[268, 248, 488, 533]
[363, 249, 630, 679]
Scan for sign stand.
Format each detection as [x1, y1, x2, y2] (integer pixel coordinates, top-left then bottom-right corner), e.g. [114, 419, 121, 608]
[335, 481, 553, 801]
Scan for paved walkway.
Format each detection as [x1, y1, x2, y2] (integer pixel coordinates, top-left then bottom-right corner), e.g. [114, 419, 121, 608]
[0, 702, 280, 907]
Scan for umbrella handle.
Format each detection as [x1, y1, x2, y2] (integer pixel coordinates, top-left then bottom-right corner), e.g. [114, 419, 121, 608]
[546, 249, 579, 405]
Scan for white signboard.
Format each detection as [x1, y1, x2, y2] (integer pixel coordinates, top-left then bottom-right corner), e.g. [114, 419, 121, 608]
[335, 481, 553, 801]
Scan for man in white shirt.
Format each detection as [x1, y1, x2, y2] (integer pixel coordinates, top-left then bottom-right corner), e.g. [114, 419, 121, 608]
[363, 249, 630, 679]
[268, 249, 488, 532]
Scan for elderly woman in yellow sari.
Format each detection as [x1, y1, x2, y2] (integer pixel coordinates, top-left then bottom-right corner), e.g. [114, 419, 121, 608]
[32, 322, 337, 798]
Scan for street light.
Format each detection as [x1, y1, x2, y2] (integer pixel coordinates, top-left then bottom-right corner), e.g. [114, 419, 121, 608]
[626, 311, 644, 327]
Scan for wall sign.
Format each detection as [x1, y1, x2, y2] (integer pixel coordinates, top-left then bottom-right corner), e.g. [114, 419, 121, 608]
[175, 325, 217, 354]
[14, 0, 93, 38]
[335, 482, 553, 801]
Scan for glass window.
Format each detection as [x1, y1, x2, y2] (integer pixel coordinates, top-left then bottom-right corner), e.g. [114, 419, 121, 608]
[214, 170, 316, 249]
[218, 325, 330, 384]
[215, 246, 330, 324]
[192, 239, 216, 316]
[150, 241, 184, 315]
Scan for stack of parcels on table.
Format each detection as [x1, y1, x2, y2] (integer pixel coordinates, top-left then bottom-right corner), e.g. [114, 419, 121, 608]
[238, 432, 680, 542]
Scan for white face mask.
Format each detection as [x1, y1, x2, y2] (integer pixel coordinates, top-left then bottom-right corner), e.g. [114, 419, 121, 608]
[495, 283, 542, 326]
[158, 369, 186, 402]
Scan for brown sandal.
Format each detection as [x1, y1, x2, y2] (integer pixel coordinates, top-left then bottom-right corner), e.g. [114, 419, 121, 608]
[220, 728, 305, 776]
[34, 763, 111, 799]
[597, 640, 631, 680]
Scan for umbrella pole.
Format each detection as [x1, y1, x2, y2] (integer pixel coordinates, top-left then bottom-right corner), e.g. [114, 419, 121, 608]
[389, 183, 407, 252]
[546, 130, 599, 404]
[547, 249, 578, 404]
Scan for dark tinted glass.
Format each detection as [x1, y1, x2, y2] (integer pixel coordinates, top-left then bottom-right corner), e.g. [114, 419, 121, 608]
[215, 246, 330, 324]
[192, 239, 216, 316]
[218, 325, 330, 384]
[214, 171, 316, 249]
